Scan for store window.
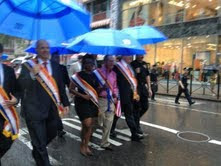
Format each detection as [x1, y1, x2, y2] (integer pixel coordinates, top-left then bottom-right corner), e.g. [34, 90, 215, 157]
[185, 0, 219, 21]
[92, 0, 109, 22]
[164, 0, 185, 24]
[183, 35, 217, 81]
[156, 39, 182, 76]
[148, 0, 164, 26]
[144, 45, 155, 66]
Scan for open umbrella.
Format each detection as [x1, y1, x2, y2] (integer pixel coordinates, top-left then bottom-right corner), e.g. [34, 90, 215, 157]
[122, 25, 167, 45]
[67, 29, 146, 55]
[0, 0, 90, 41]
[25, 40, 75, 54]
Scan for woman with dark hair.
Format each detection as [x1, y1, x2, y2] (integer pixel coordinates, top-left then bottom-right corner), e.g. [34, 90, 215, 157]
[69, 56, 100, 156]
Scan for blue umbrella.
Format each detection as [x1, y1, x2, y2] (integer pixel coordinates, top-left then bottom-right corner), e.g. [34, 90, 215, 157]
[25, 40, 75, 54]
[1, 53, 8, 60]
[122, 25, 167, 45]
[67, 29, 146, 55]
[0, 0, 90, 41]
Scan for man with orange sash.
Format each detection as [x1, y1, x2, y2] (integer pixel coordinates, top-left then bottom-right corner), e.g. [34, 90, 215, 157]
[111, 56, 143, 142]
[0, 43, 19, 166]
[94, 56, 118, 150]
[18, 40, 70, 166]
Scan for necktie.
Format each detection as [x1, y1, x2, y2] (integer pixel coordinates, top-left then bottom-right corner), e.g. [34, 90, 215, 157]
[43, 62, 48, 72]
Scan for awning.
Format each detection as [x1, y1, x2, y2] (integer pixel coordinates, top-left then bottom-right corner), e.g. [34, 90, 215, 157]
[90, 18, 110, 28]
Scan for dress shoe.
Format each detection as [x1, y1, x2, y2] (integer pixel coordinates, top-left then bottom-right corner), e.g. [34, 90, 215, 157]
[189, 101, 195, 106]
[137, 128, 143, 135]
[131, 134, 143, 142]
[57, 130, 66, 137]
[175, 101, 180, 104]
[110, 131, 117, 138]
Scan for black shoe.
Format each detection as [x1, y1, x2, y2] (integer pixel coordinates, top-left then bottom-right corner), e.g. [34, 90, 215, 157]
[175, 101, 180, 104]
[101, 145, 113, 151]
[189, 101, 195, 106]
[110, 131, 117, 138]
[131, 134, 143, 142]
[137, 128, 143, 135]
[57, 130, 66, 137]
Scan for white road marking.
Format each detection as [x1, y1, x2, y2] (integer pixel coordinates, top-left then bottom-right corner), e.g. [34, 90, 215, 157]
[62, 119, 122, 146]
[208, 140, 221, 146]
[19, 129, 61, 166]
[64, 130, 104, 151]
[154, 97, 202, 105]
[150, 102, 221, 116]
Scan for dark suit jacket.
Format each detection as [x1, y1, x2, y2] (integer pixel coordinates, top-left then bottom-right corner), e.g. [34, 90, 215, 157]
[18, 60, 70, 121]
[60, 64, 70, 88]
[0, 64, 17, 131]
[114, 65, 134, 104]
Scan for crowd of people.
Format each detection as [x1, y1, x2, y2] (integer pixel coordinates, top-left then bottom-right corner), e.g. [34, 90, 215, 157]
[0, 40, 197, 166]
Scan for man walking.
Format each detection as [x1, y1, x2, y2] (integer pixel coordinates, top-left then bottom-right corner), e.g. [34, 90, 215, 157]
[0, 43, 19, 166]
[175, 67, 195, 105]
[131, 55, 152, 135]
[18, 40, 70, 166]
[94, 56, 118, 150]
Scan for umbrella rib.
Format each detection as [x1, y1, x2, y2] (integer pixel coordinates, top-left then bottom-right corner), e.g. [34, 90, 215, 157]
[0, 0, 30, 26]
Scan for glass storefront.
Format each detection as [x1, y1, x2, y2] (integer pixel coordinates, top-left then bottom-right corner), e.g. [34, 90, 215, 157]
[121, 0, 220, 28]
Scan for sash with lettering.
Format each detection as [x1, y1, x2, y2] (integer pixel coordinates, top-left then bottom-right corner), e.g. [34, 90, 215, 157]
[0, 86, 19, 140]
[116, 60, 139, 100]
[71, 73, 99, 107]
[24, 59, 64, 114]
[93, 69, 121, 117]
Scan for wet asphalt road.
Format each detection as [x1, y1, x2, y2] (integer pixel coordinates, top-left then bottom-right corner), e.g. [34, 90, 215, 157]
[2, 96, 221, 166]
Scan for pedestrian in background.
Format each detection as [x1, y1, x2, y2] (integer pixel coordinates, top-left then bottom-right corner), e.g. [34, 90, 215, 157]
[175, 67, 195, 106]
[150, 64, 158, 101]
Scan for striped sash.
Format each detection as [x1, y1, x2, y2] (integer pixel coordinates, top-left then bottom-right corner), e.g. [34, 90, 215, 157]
[24, 59, 64, 114]
[93, 69, 121, 117]
[116, 61, 139, 100]
[0, 86, 19, 140]
[71, 73, 99, 107]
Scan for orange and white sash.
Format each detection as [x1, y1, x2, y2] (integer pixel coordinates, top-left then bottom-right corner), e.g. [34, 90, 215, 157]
[24, 59, 64, 114]
[71, 73, 99, 107]
[0, 86, 19, 140]
[116, 60, 139, 99]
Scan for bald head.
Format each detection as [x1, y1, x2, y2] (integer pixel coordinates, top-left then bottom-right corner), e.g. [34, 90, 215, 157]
[35, 40, 50, 61]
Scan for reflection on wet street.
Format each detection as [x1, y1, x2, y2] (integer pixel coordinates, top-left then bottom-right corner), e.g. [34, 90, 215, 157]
[3, 96, 221, 166]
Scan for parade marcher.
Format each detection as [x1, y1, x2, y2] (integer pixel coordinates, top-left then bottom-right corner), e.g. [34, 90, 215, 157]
[131, 55, 152, 135]
[69, 56, 100, 156]
[175, 67, 195, 105]
[150, 64, 158, 101]
[18, 40, 70, 166]
[51, 52, 70, 137]
[110, 56, 143, 142]
[0, 43, 19, 166]
[93, 56, 118, 150]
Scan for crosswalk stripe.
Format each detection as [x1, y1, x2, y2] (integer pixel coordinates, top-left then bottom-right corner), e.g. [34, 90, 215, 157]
[19, 128, 61, 166]
[62, 120, 122, 146]
[64, 130, 104, 151]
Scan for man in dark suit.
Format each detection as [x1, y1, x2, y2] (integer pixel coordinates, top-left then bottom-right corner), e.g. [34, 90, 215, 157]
[0, 43, 19, 166]
[111, 56, 143, 142]
[18, 40, 70, 166]
[51, 51, 70, 137]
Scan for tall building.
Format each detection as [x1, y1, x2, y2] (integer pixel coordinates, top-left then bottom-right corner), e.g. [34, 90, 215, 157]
[120, 0, 221, 79]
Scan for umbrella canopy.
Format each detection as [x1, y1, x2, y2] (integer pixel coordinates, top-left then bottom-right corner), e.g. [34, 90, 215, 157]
[0, 0, 90, 41]
[67, 29, 146, 55]
[122, 25, 167, 45]
[25, 40, 75, 54]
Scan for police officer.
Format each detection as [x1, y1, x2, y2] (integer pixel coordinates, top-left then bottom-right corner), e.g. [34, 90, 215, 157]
[131, 55, 152, 135]
[175, 67, 195, 105]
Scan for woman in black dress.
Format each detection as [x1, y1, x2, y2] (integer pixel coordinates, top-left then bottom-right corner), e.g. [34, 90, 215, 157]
[69, 57, 99, 156]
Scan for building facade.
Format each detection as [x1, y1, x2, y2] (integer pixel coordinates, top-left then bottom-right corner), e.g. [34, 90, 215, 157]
[120, 0, 221, 80]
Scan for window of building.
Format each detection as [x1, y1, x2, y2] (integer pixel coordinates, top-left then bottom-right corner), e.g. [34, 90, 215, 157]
[185, 0, 219, 21]
[93, 0, 107, 15]
[164, 0, 185, 24]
